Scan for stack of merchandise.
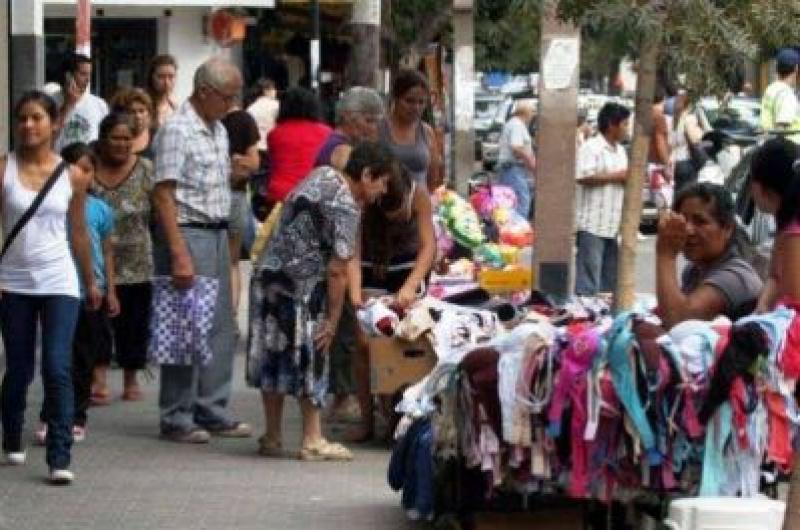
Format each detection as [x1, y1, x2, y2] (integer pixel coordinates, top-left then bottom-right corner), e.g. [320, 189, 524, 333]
[430, 186, 534, 300]
[385, 296, 800, 522]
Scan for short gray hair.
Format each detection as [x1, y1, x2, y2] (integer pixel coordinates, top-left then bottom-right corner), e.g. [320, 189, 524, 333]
[335, 86, 384, 125]
[193, 57, 241, 92]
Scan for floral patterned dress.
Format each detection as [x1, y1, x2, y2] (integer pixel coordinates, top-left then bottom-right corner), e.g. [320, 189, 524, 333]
[247, 167, 360, 406]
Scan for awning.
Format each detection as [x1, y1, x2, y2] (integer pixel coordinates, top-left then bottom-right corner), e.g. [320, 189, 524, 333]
[45, 0, 277, 7]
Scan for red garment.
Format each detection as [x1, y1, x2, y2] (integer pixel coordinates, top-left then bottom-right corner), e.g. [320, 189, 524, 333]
[765, 390, 793, 470]
[266, 120, 332, 202]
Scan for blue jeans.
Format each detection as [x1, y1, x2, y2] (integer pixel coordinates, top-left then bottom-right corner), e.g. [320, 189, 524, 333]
[498, 163, 533, 219]
[574, 231, 619, 296]
[1, 292, 80, 469]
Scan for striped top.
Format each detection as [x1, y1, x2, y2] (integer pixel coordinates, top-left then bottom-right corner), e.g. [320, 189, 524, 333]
[575, 134, 628, 239]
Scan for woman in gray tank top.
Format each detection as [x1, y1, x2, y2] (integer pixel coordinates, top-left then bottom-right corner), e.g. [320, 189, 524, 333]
[379, 69, 437, 190]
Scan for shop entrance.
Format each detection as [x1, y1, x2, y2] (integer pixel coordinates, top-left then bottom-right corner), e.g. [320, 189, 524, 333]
[45, 18, 158, 101]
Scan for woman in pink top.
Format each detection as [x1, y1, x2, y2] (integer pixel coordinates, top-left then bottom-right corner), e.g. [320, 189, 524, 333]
[750, 137, 800, 311]
[265, 87, 331, 204]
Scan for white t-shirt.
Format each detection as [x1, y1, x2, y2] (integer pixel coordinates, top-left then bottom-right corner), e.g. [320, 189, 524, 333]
[575, 134, 628, 239]
[498, 116, 532, 166]
[247, 96, 280, 151]
[55, 92, 109, 152]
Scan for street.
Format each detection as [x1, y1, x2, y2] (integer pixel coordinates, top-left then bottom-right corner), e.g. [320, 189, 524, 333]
[0, 239, 656, 530]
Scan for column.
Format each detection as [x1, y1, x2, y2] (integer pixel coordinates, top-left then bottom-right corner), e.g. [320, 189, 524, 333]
[533, 2, 580, 303]
[347, 0, 381, 88]
[9, 0, 46, 110]
[452, 0, 475, 197]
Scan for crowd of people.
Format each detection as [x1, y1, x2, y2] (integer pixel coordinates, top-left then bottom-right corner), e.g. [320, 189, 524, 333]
[0, 52, 444, 484]
[2, 46, 800, 494]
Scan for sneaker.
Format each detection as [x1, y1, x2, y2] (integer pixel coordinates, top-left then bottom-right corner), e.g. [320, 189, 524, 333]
[34, 423, 47, 446]
[72, 425, 86, 443]
[49, 469, 74, 485]
[4, 451, 26, 465]
[160, 428, 210, 444]
[208, 422, 253, 438]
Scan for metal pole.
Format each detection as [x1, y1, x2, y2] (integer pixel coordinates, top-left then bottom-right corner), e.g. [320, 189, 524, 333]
[310, 0, 320, 93]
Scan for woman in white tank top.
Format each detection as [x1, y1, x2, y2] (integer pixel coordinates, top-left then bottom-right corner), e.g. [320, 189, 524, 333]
[0, 91, 96, 485]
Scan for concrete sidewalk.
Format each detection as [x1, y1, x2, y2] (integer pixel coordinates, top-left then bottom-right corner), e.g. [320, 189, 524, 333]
[0, 355, 415, 530]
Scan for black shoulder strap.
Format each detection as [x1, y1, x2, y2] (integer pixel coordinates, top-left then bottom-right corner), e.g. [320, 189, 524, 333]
[1, 160, 68, 260]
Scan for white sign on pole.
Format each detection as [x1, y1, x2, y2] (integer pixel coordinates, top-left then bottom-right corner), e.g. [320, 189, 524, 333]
[542, 37, 579, 90]
[351, 0, 380, 26]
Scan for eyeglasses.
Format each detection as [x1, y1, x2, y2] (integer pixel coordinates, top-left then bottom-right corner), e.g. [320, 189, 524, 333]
[207, 85, 238, 104]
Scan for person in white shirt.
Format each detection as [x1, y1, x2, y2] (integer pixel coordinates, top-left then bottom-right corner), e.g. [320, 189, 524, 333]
[761, 48, 800, 143]
[55, 54, 108, 152]
[496, 99, 537, 218]
[574, 102, 631, 296]
[246, 78, 280, 152]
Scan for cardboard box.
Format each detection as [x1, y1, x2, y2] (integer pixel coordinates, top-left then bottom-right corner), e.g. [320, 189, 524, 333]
[369, 336, 436, 395]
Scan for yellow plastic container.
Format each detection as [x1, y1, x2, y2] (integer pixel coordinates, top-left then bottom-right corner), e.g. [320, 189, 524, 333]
[478, 266, 534, 293]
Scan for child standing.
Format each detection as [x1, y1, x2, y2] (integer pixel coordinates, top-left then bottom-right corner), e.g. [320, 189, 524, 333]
[35, 142, 119, 444]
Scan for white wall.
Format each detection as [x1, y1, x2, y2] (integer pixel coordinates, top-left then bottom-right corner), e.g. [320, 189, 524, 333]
[1, 2, 9, 151]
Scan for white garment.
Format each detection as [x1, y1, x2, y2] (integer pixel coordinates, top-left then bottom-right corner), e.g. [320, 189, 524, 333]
[497, 116, 532, 166]
[55, 92, 108, 152]
[247, 96, 279, 151]
[762, 80, 799, 129]
[575, 134, 628, 238]
[0, 154, 80, 297]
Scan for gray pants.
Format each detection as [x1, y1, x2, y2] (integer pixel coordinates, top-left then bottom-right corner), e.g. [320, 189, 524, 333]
[154, 227, 236, 433]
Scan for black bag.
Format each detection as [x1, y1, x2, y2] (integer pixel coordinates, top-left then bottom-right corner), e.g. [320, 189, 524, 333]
[1, 160, 68, 260]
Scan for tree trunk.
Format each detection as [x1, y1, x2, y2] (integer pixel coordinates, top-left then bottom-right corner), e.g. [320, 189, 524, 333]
[613, 33, 660, 312]
[783, 454, 800, 529]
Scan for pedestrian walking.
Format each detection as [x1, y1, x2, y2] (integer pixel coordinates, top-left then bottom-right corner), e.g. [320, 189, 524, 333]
[574, 102, 631, 296]
[55, 53, 108, 152]
[90, 113, 155, 404]
[110, 87, 157, 160]
[247, 142, 396, 461]
[760, 48, 800, 142]
[35, 142, 119, 445]
[380, 70, 438, 191]
[263, 87, 331, 209]
[496, 99, 537, 219]
[0, 91, 99, 484]
[147, 54, 178, 129]
[152, 57, 252, 443]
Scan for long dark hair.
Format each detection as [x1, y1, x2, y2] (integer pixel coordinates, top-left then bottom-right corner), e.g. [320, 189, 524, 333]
[14, 90, 59, 122]
[276, 87, 321, 123]
[361, 164, 414, 278]
[750, 137, 800, 230]
[147, 54, 177, 97]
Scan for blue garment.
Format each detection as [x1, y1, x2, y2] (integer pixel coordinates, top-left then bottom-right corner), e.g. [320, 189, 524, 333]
[0, 293, 80, 470]
[575, 230, 619, 296]
[74, 195, 114, 291]
[498, 163, 532, 219]
[603, 312, 661, 465]
[388, 419, 434, 519]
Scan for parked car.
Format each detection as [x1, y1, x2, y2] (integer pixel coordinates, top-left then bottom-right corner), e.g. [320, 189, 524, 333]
[480, 95, 537, 170]
[474, 92, 505, 160]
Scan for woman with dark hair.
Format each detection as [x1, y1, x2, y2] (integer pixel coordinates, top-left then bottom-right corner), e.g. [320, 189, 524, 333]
[348, 164, 437, 441]
[264, 87, 331, 207]
[750, 137, 800, 311]
[147, 54, 178, 128]
[247, 141, 395, 461]
[0, 91, 97, 484]
[110, 87, 157, 159]
[90, 112, 155, 404]
[380, 69, 439, 191]
[656, 182, 762, 328]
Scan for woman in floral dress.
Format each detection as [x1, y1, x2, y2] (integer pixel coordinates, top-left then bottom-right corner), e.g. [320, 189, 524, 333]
[247, 141, 397, 461]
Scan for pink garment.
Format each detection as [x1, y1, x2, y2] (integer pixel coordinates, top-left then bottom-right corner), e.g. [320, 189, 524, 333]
[765, 390, 793, 470]
[548, 326, 600, 434]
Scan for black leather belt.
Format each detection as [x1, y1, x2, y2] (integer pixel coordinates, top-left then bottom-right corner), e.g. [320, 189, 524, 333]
[179, 221, 229, 230]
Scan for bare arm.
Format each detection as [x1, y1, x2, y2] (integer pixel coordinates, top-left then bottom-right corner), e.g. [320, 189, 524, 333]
[330, 144, 353, 172]
[396, 189, 436, 307]
[230, 144, 260, 187]
[102, 237, 120, 317]
[68, 167, 101, 310]
[578, 169, 627, 187]
[347, 226, 364, 307]
[655, 252, 728, 328]
[152, 181, 194, 288]
[315, 256, 349, 354]
[779, 236, 800, 302]
[511, 145, 537, 173]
